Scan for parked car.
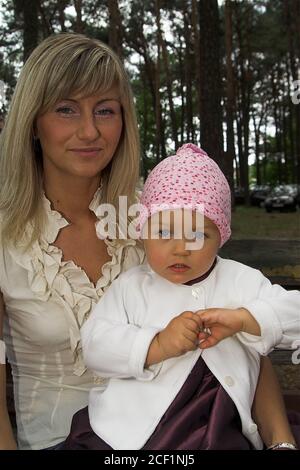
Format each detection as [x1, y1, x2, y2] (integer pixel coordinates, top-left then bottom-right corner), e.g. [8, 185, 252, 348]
[250, 184, 271, 207]
[264, 184, 299, 212]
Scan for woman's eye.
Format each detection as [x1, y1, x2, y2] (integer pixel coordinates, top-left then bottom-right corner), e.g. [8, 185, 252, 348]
[95, 106, 119, 118]
[55, 106, 76, 115]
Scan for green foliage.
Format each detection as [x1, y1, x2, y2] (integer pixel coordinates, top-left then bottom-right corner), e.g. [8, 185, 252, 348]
[0, 0, 298, 185]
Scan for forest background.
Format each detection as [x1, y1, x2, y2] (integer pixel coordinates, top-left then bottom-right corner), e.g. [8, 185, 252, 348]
[0, 0, 299, 206]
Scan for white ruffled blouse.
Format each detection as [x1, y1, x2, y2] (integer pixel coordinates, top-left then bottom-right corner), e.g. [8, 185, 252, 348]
[0, 188, 144, 450]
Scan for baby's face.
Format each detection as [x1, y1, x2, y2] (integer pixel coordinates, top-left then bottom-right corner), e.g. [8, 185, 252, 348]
[142, 210, 220, 284]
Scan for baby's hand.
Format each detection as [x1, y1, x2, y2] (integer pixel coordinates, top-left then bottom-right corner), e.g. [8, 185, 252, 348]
[157, 311, 203, 360]
[195, 307, 260, 349]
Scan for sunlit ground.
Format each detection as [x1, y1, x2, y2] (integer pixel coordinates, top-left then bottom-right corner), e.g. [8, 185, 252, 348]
[231, 206, 300, 240]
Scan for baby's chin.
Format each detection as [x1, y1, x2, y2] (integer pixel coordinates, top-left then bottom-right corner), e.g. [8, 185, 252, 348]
[160, 269, 197, 285]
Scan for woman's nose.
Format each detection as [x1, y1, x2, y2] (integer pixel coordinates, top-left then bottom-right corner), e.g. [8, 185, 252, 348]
[76, 115, 100, 141]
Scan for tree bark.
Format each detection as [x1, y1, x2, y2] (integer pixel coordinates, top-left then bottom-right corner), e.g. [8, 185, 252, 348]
[108, 0, 123, 59]
[154, 0, 165, 162]
[199, 0, 224, 170]
[160, 24, 178, 149]
[233, 1, 252, 204]
[286, 0, 300, 183]
[224, 0, 235, 195]
[58, 0, 68, 32]
[176, 37, 186, 146]
[191, 0, 201, 121]
[271, 68, 283, 184]
[23, 0, 39, 62]
[74, 0, 84, 33]
[184, 10, 194, 142]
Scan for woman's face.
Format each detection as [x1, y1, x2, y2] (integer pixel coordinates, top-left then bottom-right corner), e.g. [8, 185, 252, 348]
[36, 86, 123, 181]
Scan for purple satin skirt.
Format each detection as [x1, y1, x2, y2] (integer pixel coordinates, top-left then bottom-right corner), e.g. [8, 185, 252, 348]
[63, 357, 255, 450]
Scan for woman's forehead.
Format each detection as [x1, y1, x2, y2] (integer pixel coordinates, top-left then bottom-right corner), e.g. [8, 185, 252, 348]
[58, 82, 120, 100]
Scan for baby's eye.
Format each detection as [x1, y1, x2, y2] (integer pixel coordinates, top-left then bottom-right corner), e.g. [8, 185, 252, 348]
[158, 229, 171, 238]
[194, 231, 205, 240]
[186, 231, 205, 240]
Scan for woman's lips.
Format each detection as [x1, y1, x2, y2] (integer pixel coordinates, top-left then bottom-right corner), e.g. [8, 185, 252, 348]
[69, 148, 102, 157]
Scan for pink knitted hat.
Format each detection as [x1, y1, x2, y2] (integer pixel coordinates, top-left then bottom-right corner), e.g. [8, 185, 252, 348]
[138, 143, 231, 247]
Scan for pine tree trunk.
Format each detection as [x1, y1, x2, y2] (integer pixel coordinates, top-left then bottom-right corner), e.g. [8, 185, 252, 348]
[160, 23, 178, 149]
[23, 0, 39, 61]
[252, 114, 261, 186]
[225, 0, 235, 194]
[191, 0, 201, 121]
[141, 70, 148, 182]
[154, 0, 164, 162]
[177, 38, 185, 146]
[108, 0, 123, 59]
[184, 10, 194, 142]
[58, 0, 67, 32]
[272, 69, 283, 184]
[199, 0, 224, 170]
[234, 1, 252, 205]
[288, 0, 300, 184]
[74, 0, 84, 33]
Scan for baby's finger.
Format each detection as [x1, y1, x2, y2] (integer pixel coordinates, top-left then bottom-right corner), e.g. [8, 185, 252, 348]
[199, 335, 219, 349]
[190, 313, 204, 329]
[183, 327, 200, 343]
[183, 316, 204, 332]
[198, 330, 210, 340]
[195, 309, 219, 326]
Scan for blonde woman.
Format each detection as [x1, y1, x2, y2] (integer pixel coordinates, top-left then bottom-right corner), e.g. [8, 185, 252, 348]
[0, 33, 144, 450]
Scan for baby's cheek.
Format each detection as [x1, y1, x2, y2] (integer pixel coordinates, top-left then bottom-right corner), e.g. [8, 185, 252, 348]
[147, 248, 164, 270]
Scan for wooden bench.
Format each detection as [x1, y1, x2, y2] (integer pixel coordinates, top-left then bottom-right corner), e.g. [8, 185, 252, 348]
[220, 239, 300, 412]
[219, 239, 300, 289]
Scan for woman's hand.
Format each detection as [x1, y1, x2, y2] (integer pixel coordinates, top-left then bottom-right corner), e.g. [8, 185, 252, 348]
[195, 307, 261, 349]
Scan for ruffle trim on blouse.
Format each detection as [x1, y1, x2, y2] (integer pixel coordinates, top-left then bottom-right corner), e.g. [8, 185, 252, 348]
[6, 188, 145, 376]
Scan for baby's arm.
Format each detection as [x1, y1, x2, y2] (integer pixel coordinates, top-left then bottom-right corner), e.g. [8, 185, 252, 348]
[145, 311, 203, 367]
[252, 356, 297, 449]
[196, 267, 300, 354]
[234, 268, 300, 354]
[195, 307, 259, 349]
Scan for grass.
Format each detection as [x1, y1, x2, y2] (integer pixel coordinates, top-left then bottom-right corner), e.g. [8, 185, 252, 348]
[231, 206, 300, 240]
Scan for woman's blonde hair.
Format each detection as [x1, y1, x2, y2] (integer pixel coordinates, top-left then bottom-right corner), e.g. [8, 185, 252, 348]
[0, 33, 140, 247]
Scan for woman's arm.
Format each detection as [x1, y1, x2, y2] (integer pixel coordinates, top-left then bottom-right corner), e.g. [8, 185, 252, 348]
[0, 292, 17, 450]
[252, 356, 296, 449]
